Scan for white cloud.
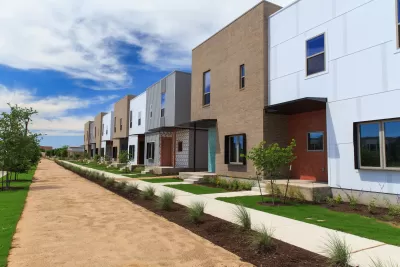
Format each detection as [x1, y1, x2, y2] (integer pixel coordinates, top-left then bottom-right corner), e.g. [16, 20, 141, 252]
[0, 85, 117, 136]
[0, 0, 294, 89]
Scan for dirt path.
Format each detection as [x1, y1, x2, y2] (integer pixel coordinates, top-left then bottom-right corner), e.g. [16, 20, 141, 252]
[8, 159, 251, 267]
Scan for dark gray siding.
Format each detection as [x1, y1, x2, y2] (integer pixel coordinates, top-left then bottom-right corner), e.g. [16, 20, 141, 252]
[174, 72, 192, 126]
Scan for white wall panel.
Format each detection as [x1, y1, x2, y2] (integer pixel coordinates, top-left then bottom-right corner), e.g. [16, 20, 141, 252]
[269, 73, 298, 105]
[270, 4, 298, 47]
[298, 0, 333, 34]
[275, 35, 304, 78]
[335, 0, 371, 16]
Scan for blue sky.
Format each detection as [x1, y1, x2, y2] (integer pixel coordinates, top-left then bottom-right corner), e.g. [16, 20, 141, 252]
[0, 0, 292, 148]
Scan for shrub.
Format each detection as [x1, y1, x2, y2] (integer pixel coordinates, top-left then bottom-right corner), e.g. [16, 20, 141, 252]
[251, 225, 275, 252]
[123, 183, 138, 195]
[384, 198, 400, 217]
[369, 258, 399, 267]
[115, 181, 127, 191]
[323, 233, 352, 267]
[326, 197, 336, 207]
[312, 189, 324, 204]
[368, 198, 377, 214]
[93, 154, 100, 163]
[334, 194, 343, 204]
[156, 191, 176, 210]
[233, 204, 251, 230]
[187, 201, 206, 223]
[141, 185, 156, 200]
[104, 178, 116, 188]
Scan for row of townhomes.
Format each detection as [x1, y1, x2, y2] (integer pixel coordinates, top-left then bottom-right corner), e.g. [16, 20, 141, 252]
[84, 0, 400, 200]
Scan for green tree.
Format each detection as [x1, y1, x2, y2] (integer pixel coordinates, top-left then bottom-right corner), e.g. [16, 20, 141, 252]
[118, 150, 129, 164]
[244, 139, 296, 204]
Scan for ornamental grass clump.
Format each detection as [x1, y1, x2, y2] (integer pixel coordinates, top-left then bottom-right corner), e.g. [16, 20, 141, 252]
[323, 233, 352, 267]
[187, 201, 206, 223]
[123, 183, 138, 195]
[369, 258, 399, 267]
[233, 204, 251, 230]
[156, 191, 176, 210]
[103, 178, 116, 189]
[251, 225, 275, 252]
[141, 185, 156, 200]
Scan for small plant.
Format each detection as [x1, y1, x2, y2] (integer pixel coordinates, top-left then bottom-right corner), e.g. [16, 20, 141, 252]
[251, 224, 275, 252]
[334, 194, 343, 204]
[369, 258, 399, 267]
[93, 154, 100, 163]
[118, 151, 129, 164]
[156, 191, 176, 210]
[326, 197, 336, 207]
[323, 233, 352, 267]
[187, 201, 206, 223]
[384, 198, 400, 217]
[115, 181, 127, 191]
[233, 204, 251, 230]
[368, 197, 377, 214]
[104, 178, 116, 188]
[141, 185, 156, 200]
[312, 188, 324, 204]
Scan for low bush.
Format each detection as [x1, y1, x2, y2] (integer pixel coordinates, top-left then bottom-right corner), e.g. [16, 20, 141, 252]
[141, 185, 156, 200]
[326, 197, 335, 207]
[251, 225, 275, 252]
[156, 191, 176, 211]
[368, 198, 377, 214]
[370, 258, 399, 267]
[187, 201, 206, 223]
[104, 178, 116, 189]
[334, 194, 343, 205]
[323, 233, 352, 267]
[115, 181, 127, 191]
[123, 183, 139, 195]
[233, 204, 251, 230]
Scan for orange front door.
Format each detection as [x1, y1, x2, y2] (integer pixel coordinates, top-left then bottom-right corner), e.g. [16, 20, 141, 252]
[161, 137, 173, 166]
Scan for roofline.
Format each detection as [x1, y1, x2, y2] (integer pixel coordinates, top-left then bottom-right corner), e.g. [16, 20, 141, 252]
[269, 0, 299, 18]
[144, 70, 192, 91]
[192, 1, 281, 51]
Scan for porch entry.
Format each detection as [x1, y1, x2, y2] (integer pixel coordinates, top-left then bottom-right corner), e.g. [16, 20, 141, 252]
[161, 137, 173, 166]
[138, 140, 145, 165]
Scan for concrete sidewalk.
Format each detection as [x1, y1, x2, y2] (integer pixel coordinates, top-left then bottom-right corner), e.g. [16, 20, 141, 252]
[63, 161, 399, 267]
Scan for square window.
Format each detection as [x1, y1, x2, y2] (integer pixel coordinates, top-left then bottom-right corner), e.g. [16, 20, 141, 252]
[307, 132, 324, 151]
[306, 34, 325, 76]
[359, 123, 381, 167]
[203, 71, 210, 105]
[178, 141, 183, 152]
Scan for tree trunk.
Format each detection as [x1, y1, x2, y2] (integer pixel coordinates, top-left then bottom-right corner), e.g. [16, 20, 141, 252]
[270, 179, 275, 205]
[256, 174, 265, 203]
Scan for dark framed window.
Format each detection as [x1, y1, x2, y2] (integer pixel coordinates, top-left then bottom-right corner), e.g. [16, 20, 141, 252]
[397, 0, 400, 48]
[138, 111, 141, 126]
[114, 117, 116, 133]
[240, 64, 245, 89]
[129, 145, 135, 160]
[356, 120, 400, 169]
[307, 132, 324, 151]
[129, 110, 133, 128]
[102, 124, 104, 136]
[224, 134, 246, 165]
[150, 104, 153, 118]
[146, 142, 155, 160]
[120, 118, 122, 131]
[161, 92, 166, 117]
[178, 141, 183, 152]
[203, 71, 210, 106]
[306, 34, 325, 76]
[101, 148, 105, 156]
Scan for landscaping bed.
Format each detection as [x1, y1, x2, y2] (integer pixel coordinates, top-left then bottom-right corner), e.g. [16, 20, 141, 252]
[140, 178, 183, 183]
[56, 160, 328, 267]
[217, 195, 400, 246]
[166, 184, 228, 194]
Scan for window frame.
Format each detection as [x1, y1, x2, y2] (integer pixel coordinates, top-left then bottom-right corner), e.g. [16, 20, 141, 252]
[307, 131, 324, 152]
[146, 142, 155, 160]
[129, 110, 133, 128]
[203, 70, 211, 106]
[228, 135, 245, 165]
[161, 92, 166, 118]
[305, 33, 326, 77]
[119, 118, 122, 131]
[128, 145, 135, 160]
[239, 64, 245, 89]
[114, 117, 116, 133]
[357, 119, 400, 171]
[138, 111, 141, 126]
[178, 141, 183, 152]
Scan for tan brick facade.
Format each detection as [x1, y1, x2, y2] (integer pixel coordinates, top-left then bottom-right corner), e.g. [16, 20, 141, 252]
[191, 2, 281, 178]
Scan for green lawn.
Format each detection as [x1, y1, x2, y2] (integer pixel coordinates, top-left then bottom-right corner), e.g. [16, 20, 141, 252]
[141, 178, 183, 183]
[0, 170, 35, 267]
[217, 195, 400, 246]
[122, 173, 159, 178]
[166, 184, 228, 194]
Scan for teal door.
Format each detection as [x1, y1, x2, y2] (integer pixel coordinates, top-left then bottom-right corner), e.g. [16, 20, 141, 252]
[208, 127, 216, 173]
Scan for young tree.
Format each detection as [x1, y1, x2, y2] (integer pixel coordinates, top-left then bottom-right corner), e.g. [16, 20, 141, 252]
[118, 150, 129, 164]
[244, 139, 296, 204]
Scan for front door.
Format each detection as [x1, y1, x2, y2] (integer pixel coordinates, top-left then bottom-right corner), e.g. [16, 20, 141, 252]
[138, 141, 145, 165]
[161, 137, 173, 166]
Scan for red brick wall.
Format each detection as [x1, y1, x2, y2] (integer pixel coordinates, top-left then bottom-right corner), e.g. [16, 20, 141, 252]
[288, 110, 327, 182]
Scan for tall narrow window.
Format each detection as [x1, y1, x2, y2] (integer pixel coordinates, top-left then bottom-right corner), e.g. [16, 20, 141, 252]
[129, 110, 133, 128]
[228, 135, 245, 164]
[102, 124, 104, 136]
[384, 121, 400, 167]
[138, 111, 141, 126]
[150, 104, 153, 118]
[161, 92, 166, 117]
[358, 123, 381, 168]
[240, 64, 245, 89]
[306, 34, 325, 76]
[146, 142, 155, 159]
[129, 145, 135, 160]
[203, 71, 210, 106]
[397, 0, 400, 48]
[119, 118, 122, 131]
[114, 117, 116, 133]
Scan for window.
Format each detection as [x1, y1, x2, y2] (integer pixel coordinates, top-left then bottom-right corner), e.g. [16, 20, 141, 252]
[307, 132, 324, 151]
[178, 141, 183, 152]
[397, 0, 400, 48]
[138, 111, 141, 126]
[129, 110, 133, 128]
[150, 104, 153, 118]
[106, 128, 108, 135]
[114, 117, 116, 133]
[146, 142, 155, 159]
[102, 124, 104, 136]
[120, 118, 122, 131]
[225, 134, 246, 164]
[101, 148, 105, 156]
[203, 71, 210, 105]
[161, 92, 166, 117]
[356, 120, 400, 169]
[128, 145, 135, 160]
[306, 34, 325, 76]
[240, 64, 245, 89]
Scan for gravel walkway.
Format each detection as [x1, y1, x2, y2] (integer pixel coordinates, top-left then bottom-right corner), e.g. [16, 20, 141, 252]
[7, 159, 251, 267]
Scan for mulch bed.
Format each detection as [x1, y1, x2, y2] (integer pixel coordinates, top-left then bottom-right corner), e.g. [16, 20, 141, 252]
[58, 162, 328, 267]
